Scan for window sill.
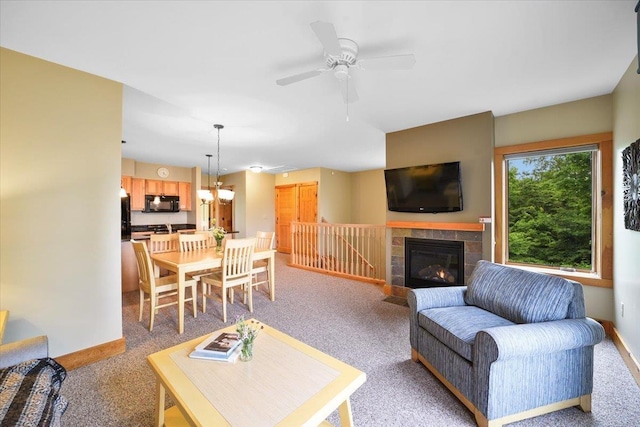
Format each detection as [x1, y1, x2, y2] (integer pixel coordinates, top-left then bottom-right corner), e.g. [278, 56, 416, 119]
[504, 263, 613, 288]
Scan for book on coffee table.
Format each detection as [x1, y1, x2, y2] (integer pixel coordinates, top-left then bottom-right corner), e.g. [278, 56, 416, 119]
[189, 332, 242, 361]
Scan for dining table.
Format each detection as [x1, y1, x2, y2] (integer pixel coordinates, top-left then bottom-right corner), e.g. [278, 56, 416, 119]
[150, 247, 276, 334]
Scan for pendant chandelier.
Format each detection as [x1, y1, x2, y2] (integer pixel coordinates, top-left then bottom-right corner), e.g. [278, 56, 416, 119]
[213, 124, 235, 204]
[197, 154, 214, 204]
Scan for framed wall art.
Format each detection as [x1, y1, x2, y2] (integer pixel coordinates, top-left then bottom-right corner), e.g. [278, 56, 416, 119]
[622, 138, 640, 231]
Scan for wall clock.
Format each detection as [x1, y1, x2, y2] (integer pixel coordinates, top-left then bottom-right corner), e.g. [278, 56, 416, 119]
[157, 167, 170, 178]
[622, 138, 640, 231]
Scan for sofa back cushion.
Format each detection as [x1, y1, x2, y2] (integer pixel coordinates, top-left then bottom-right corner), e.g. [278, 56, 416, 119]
[464, 261, 577, 323]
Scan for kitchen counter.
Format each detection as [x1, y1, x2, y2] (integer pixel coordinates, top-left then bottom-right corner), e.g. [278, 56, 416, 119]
[122, 223, 195, 242]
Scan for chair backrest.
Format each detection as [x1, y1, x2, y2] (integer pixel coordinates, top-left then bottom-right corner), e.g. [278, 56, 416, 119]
[131, 240, 155, 292]
[255, 231, 275, 250]
[149, 233, 178, 254]
[222, 238, 256, 281]
[179, 233, 208, 252]
[195, 230, 215, 247]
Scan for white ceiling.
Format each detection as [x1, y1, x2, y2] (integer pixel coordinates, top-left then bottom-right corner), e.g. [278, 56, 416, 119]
[1, 1, 637, 174]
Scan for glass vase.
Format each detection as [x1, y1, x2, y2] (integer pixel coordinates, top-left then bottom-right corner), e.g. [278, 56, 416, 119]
[240, 341, 253, 362]
[215, 238, 223, 253]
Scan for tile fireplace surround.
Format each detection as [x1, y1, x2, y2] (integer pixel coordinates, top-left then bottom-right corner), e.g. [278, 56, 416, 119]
[388, 222, 484, 288]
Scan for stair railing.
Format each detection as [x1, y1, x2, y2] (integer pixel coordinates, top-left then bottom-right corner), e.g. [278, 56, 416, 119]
[291, 221, 386, 284]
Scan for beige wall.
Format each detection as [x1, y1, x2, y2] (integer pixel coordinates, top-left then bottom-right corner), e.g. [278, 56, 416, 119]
[494, 95, 614, 321]
[220, 171, 246, 237]
[612, 56, 640, 359]
[495, 95, 613, 147]
[124, 158, 193, 182]
[350, 169, 387, 225]
[385, 112, 495, 279]
[386, 111, 494, 225]
[245, 171, 276, 238]
[0, 48, 123, 356]
[319, 169, 351, 223]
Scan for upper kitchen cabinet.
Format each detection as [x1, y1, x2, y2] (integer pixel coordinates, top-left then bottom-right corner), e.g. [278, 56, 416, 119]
[121, 175, 132, 195]
[178, 182, 191, 211]
[145, 179, 163, 195]
[163, 181, 179, 196]
[146, 179, 179, 196]
[131, 178, 146, 211]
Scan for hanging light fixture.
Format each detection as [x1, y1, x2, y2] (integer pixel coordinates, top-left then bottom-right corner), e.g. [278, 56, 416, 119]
[197, 154, 214, 204]
[213, 124, 235, 204]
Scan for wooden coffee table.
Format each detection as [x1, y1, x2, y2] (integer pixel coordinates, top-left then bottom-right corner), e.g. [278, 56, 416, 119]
[147, 321, 366, 426]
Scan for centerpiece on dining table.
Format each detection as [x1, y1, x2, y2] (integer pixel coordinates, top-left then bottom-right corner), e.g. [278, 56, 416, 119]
[209, 219, 226, 253]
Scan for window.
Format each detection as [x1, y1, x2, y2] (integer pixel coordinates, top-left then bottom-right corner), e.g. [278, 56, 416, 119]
[494, 133, 612, 287]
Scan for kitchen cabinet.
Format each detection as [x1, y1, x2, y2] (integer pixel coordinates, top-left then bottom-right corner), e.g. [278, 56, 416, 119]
[121, 240, 139, 293]
[146, 179, 179, 196]
[163, 181, 179, 196]
[145, 179, 163, 195]
[178, 182, 191, 211]
[121, 175, 132, 195]
[131, 178, 146, 211]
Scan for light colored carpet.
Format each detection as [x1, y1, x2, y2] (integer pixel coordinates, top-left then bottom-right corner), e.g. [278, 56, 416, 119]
[62, 254, 640, 426]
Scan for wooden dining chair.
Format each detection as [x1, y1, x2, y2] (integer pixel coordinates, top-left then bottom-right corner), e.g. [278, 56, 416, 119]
[149, 233, 179, 277]
[179, 233, 208, 252]
[149, 233, 178, 254]
[200, 238, 256, 322]
[251, 231, 275, 297]
[195, 230, 215, 248]
[131, 240, 198, 331]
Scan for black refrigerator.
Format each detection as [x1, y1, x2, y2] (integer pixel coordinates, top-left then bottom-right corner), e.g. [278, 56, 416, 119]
[121, 196, 131, 238]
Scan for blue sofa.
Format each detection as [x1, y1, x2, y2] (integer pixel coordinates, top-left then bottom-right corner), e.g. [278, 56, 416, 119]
[408, 260, 605, 427]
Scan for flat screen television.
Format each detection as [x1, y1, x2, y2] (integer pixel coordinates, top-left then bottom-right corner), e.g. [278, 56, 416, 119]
[384, 161, 463, 213]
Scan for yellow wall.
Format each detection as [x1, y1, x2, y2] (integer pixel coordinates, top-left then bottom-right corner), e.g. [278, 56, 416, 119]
[0, 48, 123, 356]
[612, 56, 640, 359]
[319, 169, 351, 223]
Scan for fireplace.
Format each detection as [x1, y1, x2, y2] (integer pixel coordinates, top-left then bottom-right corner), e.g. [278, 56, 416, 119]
[404, 238, 465, 288]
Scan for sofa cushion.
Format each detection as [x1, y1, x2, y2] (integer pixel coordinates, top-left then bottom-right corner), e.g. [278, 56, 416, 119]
[0, 357, 68, 427]
[419, 305, 514, 362]
[464, 260, 575, 324]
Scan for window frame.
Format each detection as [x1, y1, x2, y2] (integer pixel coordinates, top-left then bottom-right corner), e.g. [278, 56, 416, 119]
[494, 132, 613, 288]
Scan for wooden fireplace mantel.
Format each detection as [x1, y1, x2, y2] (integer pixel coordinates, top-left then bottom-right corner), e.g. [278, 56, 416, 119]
[386, 221, 485, 232]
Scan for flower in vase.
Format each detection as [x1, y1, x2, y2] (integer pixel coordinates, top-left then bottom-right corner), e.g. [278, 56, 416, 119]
[235, 316, 262, 345]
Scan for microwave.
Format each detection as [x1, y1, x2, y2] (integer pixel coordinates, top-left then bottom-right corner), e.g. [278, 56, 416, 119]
[144, 195, 180, 213]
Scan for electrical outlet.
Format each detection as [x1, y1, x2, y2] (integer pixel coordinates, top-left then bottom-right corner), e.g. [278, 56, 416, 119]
[621, 302, 625, 317]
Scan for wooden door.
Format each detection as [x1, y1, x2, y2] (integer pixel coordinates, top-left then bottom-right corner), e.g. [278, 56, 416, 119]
[218, 200, 233, 235]
[275, 182, 318, 253]
[275, 185, 296, 253]
[298, 183, 318, 223]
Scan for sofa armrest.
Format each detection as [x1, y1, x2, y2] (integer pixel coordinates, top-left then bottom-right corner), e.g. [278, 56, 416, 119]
[408, 286, 467, 313]
[475, 318, 604, 362]
[0, 335, 49, 369]
[408, 286, 467, 349]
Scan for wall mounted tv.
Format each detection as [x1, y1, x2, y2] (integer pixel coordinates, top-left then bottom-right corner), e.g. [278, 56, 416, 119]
[384, 161, 463, 213]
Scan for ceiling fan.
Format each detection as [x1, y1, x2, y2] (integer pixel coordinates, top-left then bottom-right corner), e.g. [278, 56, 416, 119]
[276, 21, 416, 104]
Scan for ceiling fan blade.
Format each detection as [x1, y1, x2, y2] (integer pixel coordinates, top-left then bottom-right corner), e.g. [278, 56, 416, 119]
[358, 54, 416, 70]
[276, 69, 324, 86]
[339, 77, 359, 104]
[310, 21, 342, 57]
